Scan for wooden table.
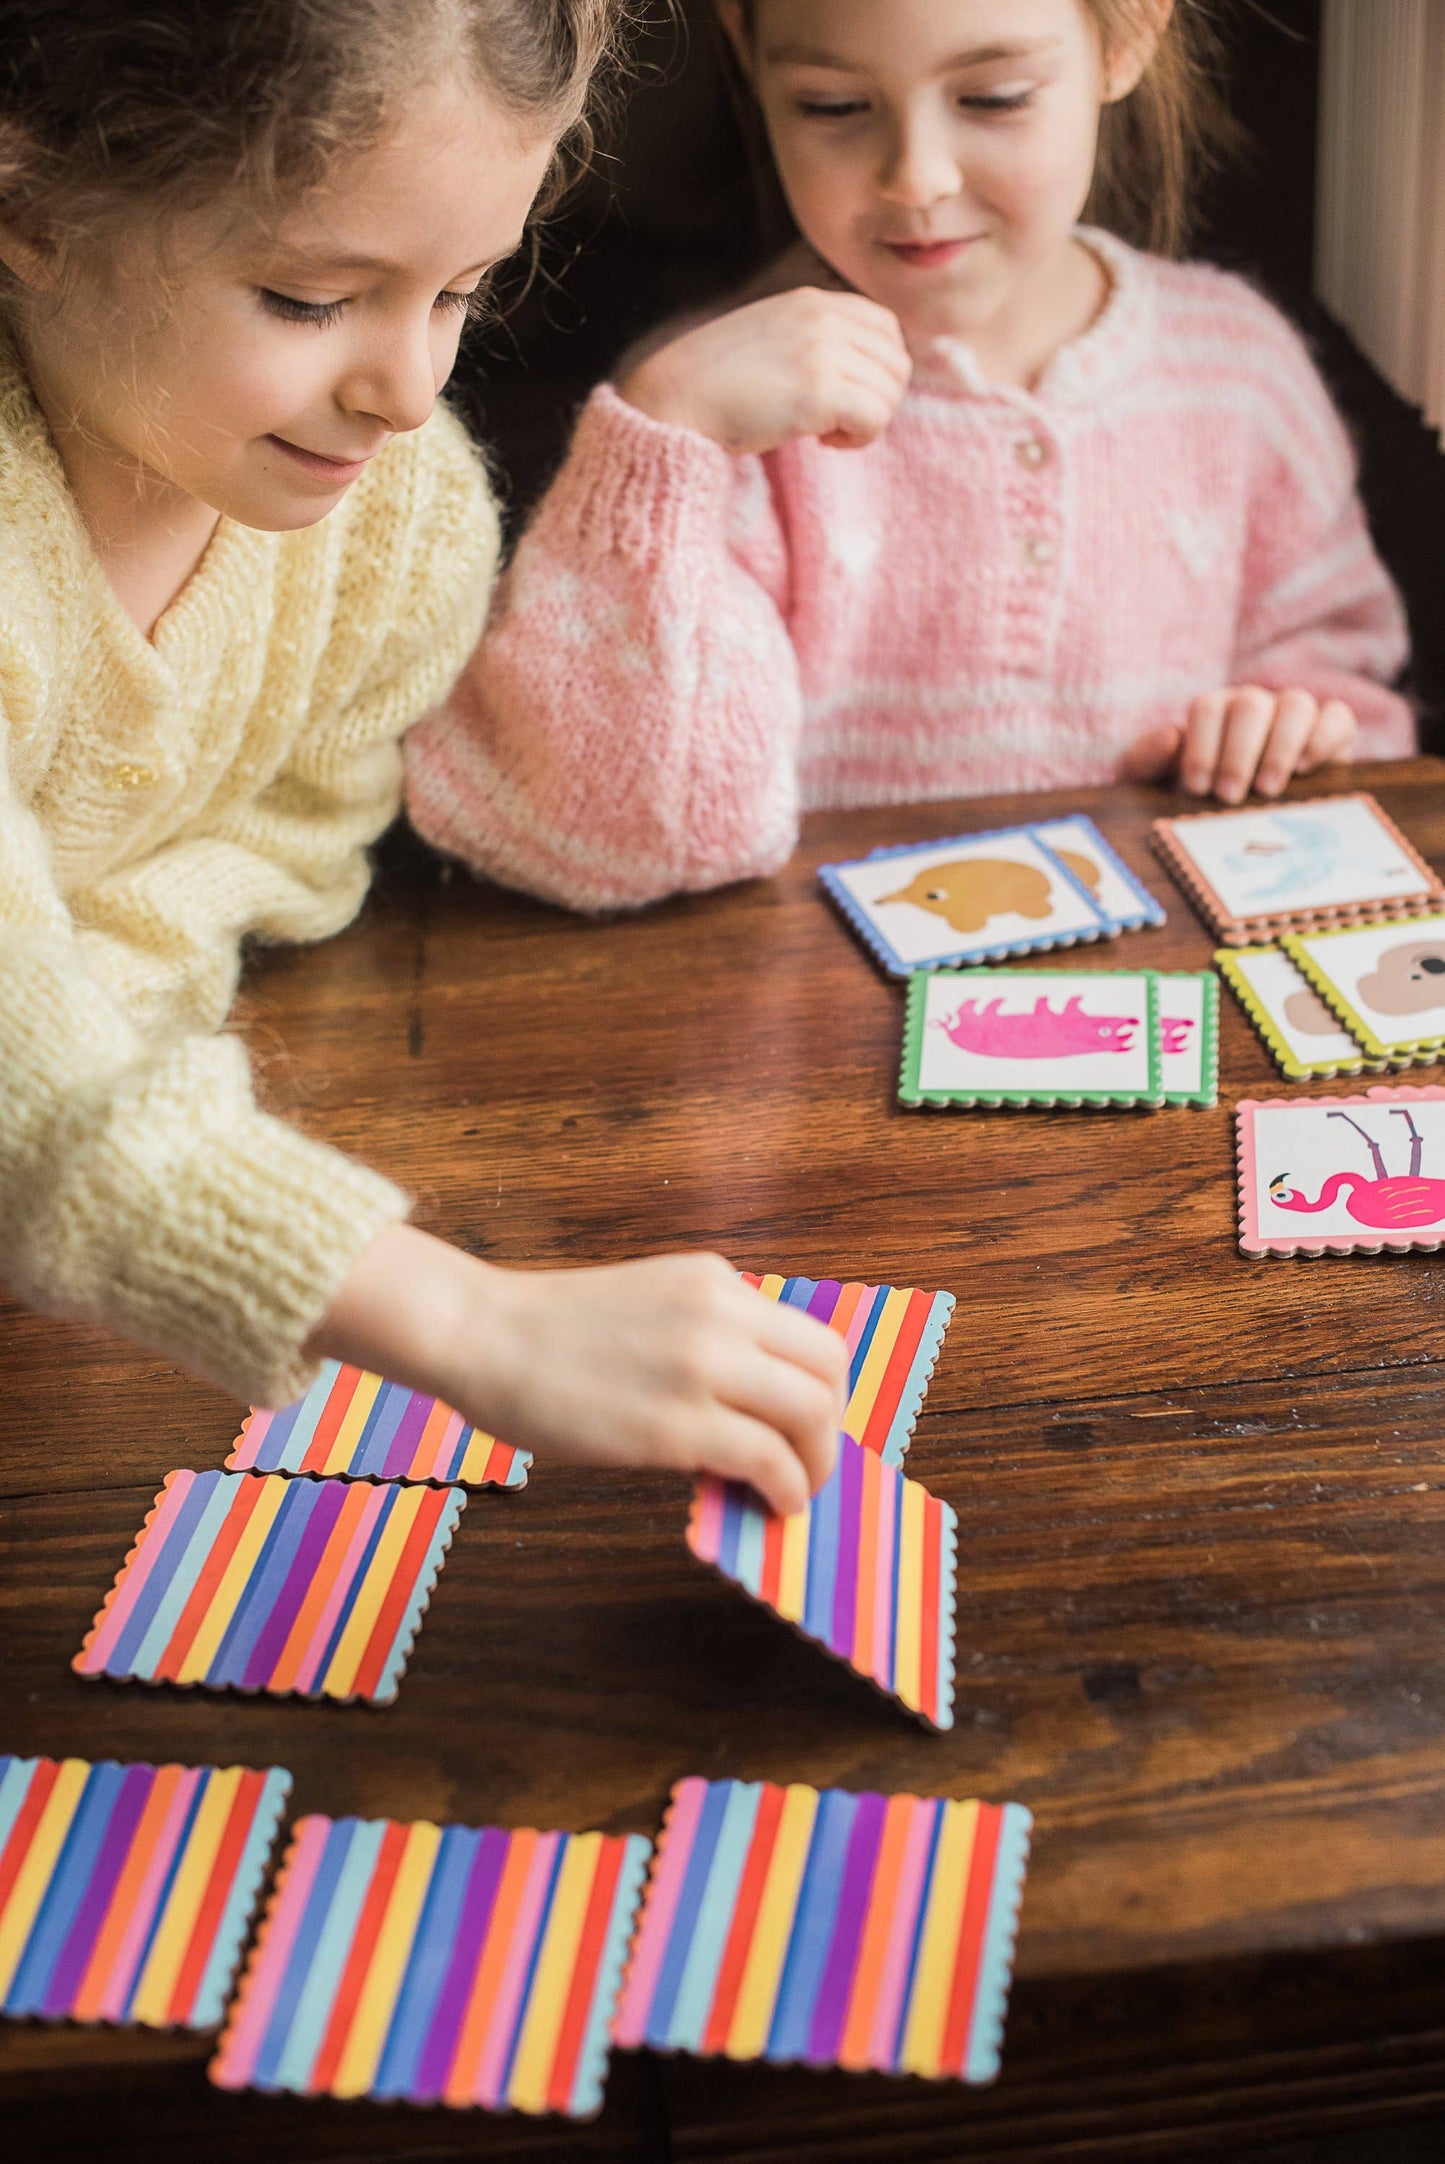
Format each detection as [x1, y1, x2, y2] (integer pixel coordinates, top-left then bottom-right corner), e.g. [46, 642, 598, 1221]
[7, 759, 1445, 2163]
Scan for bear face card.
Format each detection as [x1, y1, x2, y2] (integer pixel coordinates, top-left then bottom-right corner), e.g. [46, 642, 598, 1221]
[820, 828, 1110, 977]
[1284, 917, 1445, 1063]
[1153, 795, 1441, 944]
[1216, 947, 1382, 1081]
[1236, 1087, 1445, 1255]
[901, 970, 1162, 1109]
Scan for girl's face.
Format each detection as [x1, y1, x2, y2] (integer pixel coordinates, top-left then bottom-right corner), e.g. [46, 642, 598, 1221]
[12, 78, 555, 531]
[726, 0, 1152, 340]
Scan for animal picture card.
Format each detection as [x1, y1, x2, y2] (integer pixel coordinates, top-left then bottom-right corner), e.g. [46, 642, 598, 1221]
[0, 1755, 290, 2030]
[687, 1433, 956, 1731]
[75, 1470, 465, 1704]
[1236, 1087, 1445, 1255]
[1030, 816, 1167, 932]
[1153, 794, 1442, 945]
[211, 1813, 651, 2118]
[230, 1359, 530, 1490]
[1157, 972, 1219, 1108]
[1215, 946, 1384, 1081]
[901, 969, 1163, 1109]
[1283, 917, 1445, 1064]
[819, 826, 1111, 978]
[744, 1274, 955, 1468]
[612, 1778, 1032, 2086]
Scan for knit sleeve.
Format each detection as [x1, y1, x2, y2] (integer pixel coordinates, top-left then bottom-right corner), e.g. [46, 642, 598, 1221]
[1232, 313, 1416, 758]
[405, 385, 805, 913]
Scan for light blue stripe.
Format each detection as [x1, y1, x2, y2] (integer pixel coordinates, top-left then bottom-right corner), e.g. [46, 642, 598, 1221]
[666, 1783, 762, 2053]
[963, 1804, 1032, 2083]
[372, 1493, 467, 1706]
[277, 1363, 343, 1468]
[934, 1503, 958, 1732]
[733, 1506, 766, 1596]
[128, 1475, 240, 1676]
[0, 1757, 40, 1855]
[191, 1768, 293, 2028]
[569, 1835, 652, 2118]
[273, 1818, 388, 2091]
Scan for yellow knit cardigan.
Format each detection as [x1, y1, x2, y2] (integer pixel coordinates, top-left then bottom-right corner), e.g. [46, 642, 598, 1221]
[0, 346, 500, 1405]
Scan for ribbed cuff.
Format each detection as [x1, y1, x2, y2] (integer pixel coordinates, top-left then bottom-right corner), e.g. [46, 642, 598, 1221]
[547, 385, 739, 565]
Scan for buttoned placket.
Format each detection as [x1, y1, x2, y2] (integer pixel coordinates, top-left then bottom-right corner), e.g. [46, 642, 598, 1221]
[997, 405, 1065, 675]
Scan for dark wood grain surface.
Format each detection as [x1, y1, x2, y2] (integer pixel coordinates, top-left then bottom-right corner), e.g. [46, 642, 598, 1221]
[7, 760, 1445, 2163]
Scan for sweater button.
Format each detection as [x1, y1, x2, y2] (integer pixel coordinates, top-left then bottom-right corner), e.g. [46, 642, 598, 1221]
[1023, 536, 1055, 568]
[1016, 436, 1051, 468]
[104, 762, 160, 791]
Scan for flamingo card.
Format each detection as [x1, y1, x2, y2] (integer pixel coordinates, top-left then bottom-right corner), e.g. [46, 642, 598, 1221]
[1153, 794, 1441, 945]
[1216, 947, 1383, 1081]
[1283, 917, 1445, 1064]
[901, 969, 1162, 1109]
[820, 826, 1111, 978]
[1157, 972, 1219, 1108]
[1235, 1087, 1445, 1255]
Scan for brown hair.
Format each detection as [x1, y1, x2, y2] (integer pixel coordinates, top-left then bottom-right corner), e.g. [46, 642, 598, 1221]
[0, 0, 639, 261]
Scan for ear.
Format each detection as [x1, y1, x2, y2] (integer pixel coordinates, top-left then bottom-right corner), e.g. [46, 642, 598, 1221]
[1102, 0, 1174, 104]
[716, 0, 755, 84]
[0, 215, 62, 296]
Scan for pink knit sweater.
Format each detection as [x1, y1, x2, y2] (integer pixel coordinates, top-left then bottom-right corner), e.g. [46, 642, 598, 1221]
[407, 233, 1414, 911]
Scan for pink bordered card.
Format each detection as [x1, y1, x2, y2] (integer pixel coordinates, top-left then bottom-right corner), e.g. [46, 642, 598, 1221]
[686, 1434, 956, 1731]
[1236, 1086, 1445, 1255]
[1153, 794, 1442, 946]
[230, 1360, 529, 1489]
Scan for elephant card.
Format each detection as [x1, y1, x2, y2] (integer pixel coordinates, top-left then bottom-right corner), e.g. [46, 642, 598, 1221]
[1284, 915, 1445, 1062]
[1236, 1088, 1445, 1254]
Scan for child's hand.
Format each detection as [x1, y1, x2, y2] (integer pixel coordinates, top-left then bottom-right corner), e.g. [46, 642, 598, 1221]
[1122, 687, 1358, 804]
[312, 1228, 847, 1516]
[617, 288, 913, 456]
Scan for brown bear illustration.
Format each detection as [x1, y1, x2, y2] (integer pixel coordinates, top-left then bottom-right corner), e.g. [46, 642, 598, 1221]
[880, 852, 1091, 935]
[1282, 985, 1347, 1038]
[1355, 940, 1445, 1016]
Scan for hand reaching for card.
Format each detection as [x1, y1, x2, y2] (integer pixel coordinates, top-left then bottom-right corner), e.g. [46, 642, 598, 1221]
[1123, 687, 1357, 804]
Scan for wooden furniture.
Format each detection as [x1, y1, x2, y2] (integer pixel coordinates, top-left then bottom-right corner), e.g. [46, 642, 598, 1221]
[7, 761, 1445, 2161]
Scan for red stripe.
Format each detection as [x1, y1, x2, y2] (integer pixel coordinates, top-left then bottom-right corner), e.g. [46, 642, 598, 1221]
[939, 1805, 1004, 2075]
[351, 1488, 449, 1701]
[700, 1784, 786, 2053]
[860, 1291, 931, 1456]
[741, 1272, 762, 1290]
[758, 1513, 786, 1608]
[309, 1821, 411, 2091]
[166, 1769, 265, 2023]
[297, 1365, 361, 1475]
[917, 1492, 942, 1723]
[153, 1478, 268, 1682]
[546, 1838, 627, 2112]
[0, 1759, 61, 1912]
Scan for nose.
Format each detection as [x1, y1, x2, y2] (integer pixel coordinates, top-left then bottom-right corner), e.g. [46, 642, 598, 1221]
[338, 315, 439, 437]
[878, 111, 962, 211]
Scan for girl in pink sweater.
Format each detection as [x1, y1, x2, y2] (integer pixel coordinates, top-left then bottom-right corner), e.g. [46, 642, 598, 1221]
[408, 0, 1416, 912]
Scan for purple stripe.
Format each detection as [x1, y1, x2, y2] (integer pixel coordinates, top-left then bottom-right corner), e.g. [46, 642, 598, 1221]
[380, 1391, 435, 1480]
[829, 1434, 865, 1657]
[40, 1764, 155, 2016]
[409, 1826, 511, 2100]
[805, 1791, 889, 2065]
[807, 1280, 844, 1322]
[238, 1479, 350, 1689]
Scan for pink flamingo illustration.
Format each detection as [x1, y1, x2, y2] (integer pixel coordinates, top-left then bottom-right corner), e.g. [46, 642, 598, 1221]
[1269, 1108, 1445, 1231]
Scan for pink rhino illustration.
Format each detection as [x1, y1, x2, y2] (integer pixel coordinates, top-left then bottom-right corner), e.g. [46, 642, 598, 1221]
[935, 995, 1137, 1059]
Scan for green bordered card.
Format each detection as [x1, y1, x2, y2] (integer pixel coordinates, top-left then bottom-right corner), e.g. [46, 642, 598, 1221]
[1156, 971, 1219, 1108]
[1283, 916, 1445, 1066]
[1215, 946, 1388, 1081]
[900, 969, 1164, 1109]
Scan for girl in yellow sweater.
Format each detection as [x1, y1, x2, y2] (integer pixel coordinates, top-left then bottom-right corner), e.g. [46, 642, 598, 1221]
[0, 0, 843, 1517]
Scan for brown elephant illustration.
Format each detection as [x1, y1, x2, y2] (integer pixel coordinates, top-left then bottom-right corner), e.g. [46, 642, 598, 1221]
[880, 850, 1097, 936]
[1355, 940, 1445, 1016]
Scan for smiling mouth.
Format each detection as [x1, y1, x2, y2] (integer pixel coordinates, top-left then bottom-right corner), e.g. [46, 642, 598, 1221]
[880, 237, 980, 267]
[267, 435, 380, 480]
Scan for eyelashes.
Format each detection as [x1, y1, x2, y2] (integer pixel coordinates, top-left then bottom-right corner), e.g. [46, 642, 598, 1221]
[258, 282, 490, 329]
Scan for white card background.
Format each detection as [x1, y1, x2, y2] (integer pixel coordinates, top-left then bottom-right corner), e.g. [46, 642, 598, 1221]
[1159, 976, 1206, 1096]
[839, 833, 1103, 968]
[1172, 798, 1432, 918]
[1229, 948, 1364, 1067]
[1294, 917, 1445, 1047]
[1248, 1097, 1445, 1239]
[916, 971, 1154, 1096]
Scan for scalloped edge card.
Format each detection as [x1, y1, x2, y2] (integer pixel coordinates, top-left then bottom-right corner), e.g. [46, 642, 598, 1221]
[74, 1470, 465, 1704]
[901, 969, 1163, 1109]
[744, 1274, 954, 1469]
[687, 1433, 956, 1731]
[612, 1778, 1032, 2085]
[1157, 972, 1219, 1108]
[1153, 794, 1442, 945]
[211, 1813, 651, 2117]
[1029, 817, 1167, 932]
[1215, 947, 1386, 1080]
[1236, 1086, 1445, 1255]
[231, 1360, 530, 1490]
[820, 826, 1112, 977]
[1283, 917, 1445, 1064]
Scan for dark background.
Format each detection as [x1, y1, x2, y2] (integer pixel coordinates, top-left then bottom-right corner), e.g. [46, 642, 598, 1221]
[448, 0, 1445, 748]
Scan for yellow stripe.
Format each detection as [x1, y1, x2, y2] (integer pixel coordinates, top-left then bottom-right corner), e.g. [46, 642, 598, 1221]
[129, 1767, 241, 2023]
[757, 1275, 787, 1301]
[177, 1479, 289, 1684]
[324, 1371, 384, 1475]
[332, 1821, 442, 2098]
[322, 1487, 424, 1696]
[726, 1785, 817, 2060]
[507, 1833, 601, 2112]
[848, 1288, 908, 1431]
[894, 1479, 926, 1712]
[0, 1760, 90, 1999]
[456, 1431, 499, 1483]
[899, 1801, 979, 2078]
[776, 1507, 810, 1624]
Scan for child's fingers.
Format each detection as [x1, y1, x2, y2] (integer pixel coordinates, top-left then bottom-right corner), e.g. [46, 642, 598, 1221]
[1180, 692, 1229, 794]
[1119, 721, 1184, 784]
[700, 1410, 819, 1518]
[1252, 689, 1321, 797]
[750, 1288, 850, 1394]
[1296, 698, 1357, 773]
[1212, 687, 1278, 803]
[718, 1345, 841, 1497]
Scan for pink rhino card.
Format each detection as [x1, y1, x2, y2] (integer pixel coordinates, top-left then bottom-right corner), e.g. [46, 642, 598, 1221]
[1236, 1086, 1445, 1255]
[901, 969, 1162, 1109]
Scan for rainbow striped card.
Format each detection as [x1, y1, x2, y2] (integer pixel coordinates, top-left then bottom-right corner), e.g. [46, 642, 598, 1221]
[687, 1434, 957, 1730]
[212, 1814, 652, 2118]
[0, 1756, 290, 2029]
[75, 1470, 465, 1704]
[746, 1274, 954, 1467]
[613, 1779, 1031, 2083]
[230, 1360, 530, 1489]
